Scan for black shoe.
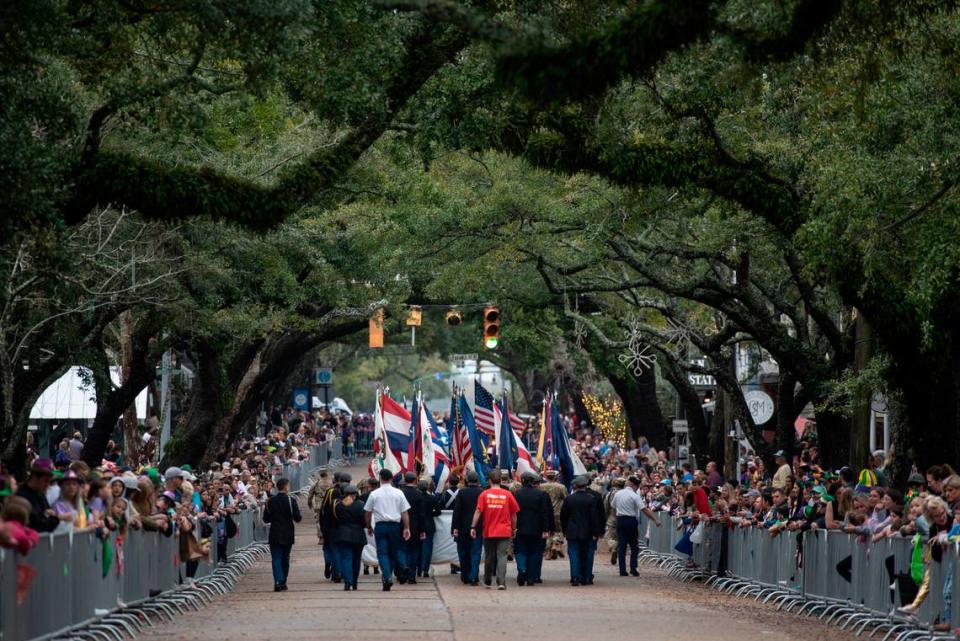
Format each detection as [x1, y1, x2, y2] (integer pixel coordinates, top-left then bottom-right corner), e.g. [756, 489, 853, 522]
[332, 576, 342, 583]
[571, 580, 580, 587]
[619, 571, 628, 577]
[274, 583, 282, 592]
[451, 565, 460, 575]
[507, 554, 514, 561]
[324, 565, 332, 579]
[470, 580, 480, 586]
[281, 582, 288, 591]
[383, 581, 392, 591]
[533, 578, 542, 584]
[460, 576, 469, 584]
[363, 567, 370, 575]
[352, 584, 358, 591]
[517, 571, 526, 586]
[408, 578, 417, 585]
[344, 584, 352, 591]
[630, 569, 639, 577]
[585, 578, 594, 585]
[398, 577, 407, 585]
[373, 567, 380, 575]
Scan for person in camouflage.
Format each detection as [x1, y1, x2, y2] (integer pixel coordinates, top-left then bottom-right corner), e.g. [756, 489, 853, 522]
[604, 478, 625, 565]
[540, 470, 568, 559]
[306, 470, 332, 544]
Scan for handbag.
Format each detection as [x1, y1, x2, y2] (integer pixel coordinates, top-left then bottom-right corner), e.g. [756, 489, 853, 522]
[224, 514, 238, 539]
[674, 527, 694, 556]
[689, 521, 705, 545]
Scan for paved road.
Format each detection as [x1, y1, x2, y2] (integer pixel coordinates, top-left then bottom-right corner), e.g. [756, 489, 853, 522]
[140, 466, 857, 641]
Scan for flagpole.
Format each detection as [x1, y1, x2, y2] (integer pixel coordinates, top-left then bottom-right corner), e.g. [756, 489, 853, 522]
[536, 394, 547, 467]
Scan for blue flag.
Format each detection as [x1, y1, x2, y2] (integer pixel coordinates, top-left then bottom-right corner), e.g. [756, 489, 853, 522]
[497, 397, 518, 478]
[551, 397, 576, 490]
[458, 394, 488, 486]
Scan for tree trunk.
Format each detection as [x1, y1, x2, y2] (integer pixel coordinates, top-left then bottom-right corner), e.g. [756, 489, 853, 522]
[658, 356, 710, 463]
[849, 312, 874, 470]
[164, 340, 224, 468]
[607, 366, 668, 451]
[119, 311, 142, 465]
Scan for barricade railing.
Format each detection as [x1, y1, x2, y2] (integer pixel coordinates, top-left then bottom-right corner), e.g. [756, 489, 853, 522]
[638, 511, 960, 639]
[1, 440, 338, 641]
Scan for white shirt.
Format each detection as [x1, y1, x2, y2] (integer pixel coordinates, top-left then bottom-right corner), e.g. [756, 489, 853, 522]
[612, 487, 647, 518]
[363, 484, 410, 523]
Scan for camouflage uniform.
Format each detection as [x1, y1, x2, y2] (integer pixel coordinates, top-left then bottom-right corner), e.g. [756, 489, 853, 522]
[604, 480, 625, 565]
[306, 474, 331, 543]
[540, 477, 568, 559]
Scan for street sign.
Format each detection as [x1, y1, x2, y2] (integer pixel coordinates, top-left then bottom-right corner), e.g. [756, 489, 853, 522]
[744, 390, 775, 425]
[315, 368, 333, 385]
[671, 419, 689, 433]
[292, 388, 310, 411]
[449, 353, 478, 368]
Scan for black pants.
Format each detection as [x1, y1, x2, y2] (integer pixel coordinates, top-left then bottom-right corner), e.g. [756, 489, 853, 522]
[616, 516, 639, 573]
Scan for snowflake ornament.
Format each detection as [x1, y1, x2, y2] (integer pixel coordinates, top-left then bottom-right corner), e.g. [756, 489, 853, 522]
[618, 319, 657, 376]
[664, 317, 693, 354]
[572, 319, 588, 350]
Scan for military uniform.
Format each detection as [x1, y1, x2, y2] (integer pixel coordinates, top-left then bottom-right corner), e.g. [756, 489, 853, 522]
[540, 477, 568, 559]
[306, 475, 331, 543]
[604, 480, 625, 565]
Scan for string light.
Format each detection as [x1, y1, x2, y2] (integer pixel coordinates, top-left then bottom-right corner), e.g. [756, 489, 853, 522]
[582, 393, 628, 447]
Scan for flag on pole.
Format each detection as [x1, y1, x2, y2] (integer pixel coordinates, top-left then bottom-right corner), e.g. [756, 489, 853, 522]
[497, 395, 537, 478]
[370, 390, 402, 477]
[458, 393, 488, 486]
[450, 389, 472, 469]
[551, 394, 587, 490]
[473, 381, 497, 436]
[381, 392, 413, 471]
[419, 400, 451, 490]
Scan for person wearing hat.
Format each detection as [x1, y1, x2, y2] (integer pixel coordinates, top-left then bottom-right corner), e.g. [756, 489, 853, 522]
[16, 459, 61, 533]
[451, 472, 483, 585]
[53, 470, 88, 531]
[332, 485, 366, 591]
[263, 477, 302, 592]
[163, 467, 185, 503]
[320, 472, 347, 582]
[907, 472, 926, 502]
[397, 471, 426, 585]
[513, 472, 552, 586]
[772, 451, 792, 491]
[560, 476, 603, 586]
[540, 470, 568, 560]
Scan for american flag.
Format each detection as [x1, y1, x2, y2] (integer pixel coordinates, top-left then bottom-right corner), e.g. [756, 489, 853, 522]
[450, 394, 472, 468]
[474, 381, 497, 436]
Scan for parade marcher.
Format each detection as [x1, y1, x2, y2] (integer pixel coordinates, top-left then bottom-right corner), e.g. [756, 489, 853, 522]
[513, 472, 552, 586]
[398, 471, 426, 584]
[306, 470, 331, 545]
[451, 472, 483, 585]
[332, 484, 365, 591]
[604, 478, 625, 565]
[612, 475, 661, 576]
[263, 478, 302, 592]
[364, 469, 411, 591]
[541, 470, 568, 559]
[418, 479, 442, 577]
[440, 474, 460, 576]
[471, 469, 519, 590]
[560, 475, 602, 586]
[320, 472, 345, 582]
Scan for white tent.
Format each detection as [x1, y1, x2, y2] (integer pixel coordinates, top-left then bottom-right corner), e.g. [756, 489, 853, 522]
[30, 366, 149, 421]
[311, 396, 352, 416]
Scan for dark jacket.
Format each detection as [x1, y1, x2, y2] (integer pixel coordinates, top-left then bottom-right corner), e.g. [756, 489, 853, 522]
[515, 487, 552, 537]
[560, 490, 602, 541]
[421, 492, 442, 535]
[451, 485, 482, 537]
[16, 484, 59, 533]
[441, 488, 458, 511]
[584, 487, 607, 537]
[320, 484, 343, 531]
[332, 498, 367, 545]
[263, 492, 302, 547]
[400, 485, 425, 536]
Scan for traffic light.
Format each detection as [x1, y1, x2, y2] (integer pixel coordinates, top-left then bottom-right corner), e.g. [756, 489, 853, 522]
[483, 306, 500, 350]
[369, 308, 384, 348]
[445, 309, 463, 326]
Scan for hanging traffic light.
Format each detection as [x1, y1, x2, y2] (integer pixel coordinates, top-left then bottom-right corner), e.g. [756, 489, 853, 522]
[446, 309, 463, 326]
[483, 306, 500, 350]
[369, 308, 384, 348]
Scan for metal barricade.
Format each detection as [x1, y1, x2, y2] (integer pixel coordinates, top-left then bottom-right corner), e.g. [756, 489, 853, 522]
[330, 438, 342, 461]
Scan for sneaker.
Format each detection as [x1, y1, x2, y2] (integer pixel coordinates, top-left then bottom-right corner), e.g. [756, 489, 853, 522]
[497, 584, 506, 590]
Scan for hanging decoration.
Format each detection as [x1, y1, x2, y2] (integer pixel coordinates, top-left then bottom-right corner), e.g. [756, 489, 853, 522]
[582, 393, 628, 447]
[618, 318, 657, 376]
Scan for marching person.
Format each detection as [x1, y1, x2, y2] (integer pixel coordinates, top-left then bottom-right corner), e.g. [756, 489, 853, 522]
[332, 484, 366, 591]
[318, 471, 342, 580]
[612, 475, 661, 576]
[418, 479, 441, 578]
[451, 472, 483, 585]
[604, 478, 625, 565]
[306, 470, 331, 545]
[263, 478, 302, 592]
[513, 472, 552, 586]
[540, 470, 568, 559]
[440, 474, 460, 576]
[560, 476, 602, 586]
[364, 468, 412, 591]
[398, 471, 426, 584]
[471, 469, 519, 590]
